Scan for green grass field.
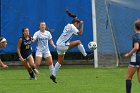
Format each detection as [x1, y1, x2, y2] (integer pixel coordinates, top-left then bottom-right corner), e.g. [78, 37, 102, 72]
[0, 65, 139, 93]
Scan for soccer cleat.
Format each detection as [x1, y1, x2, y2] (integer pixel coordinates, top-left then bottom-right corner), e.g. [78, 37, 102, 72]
[84, 53, 94, 60]
[29, 71, 37, 80]
[33, 69, 39, 75]
[30, 77, 37, 80]
[50, 75, 57, 83]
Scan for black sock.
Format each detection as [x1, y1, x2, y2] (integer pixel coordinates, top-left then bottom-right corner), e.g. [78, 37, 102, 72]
[126, 80, 132, 93]
[29, 71, 35, 78]
[31, 67, 35, 70]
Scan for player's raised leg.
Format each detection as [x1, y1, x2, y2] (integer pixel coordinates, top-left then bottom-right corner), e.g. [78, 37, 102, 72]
[69, 40, 87, 57]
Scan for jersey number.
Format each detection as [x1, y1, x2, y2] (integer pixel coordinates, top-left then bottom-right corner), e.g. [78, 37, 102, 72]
[26, 45, 30, 49]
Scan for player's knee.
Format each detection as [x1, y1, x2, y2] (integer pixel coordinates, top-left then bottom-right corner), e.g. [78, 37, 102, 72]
[47, 61, 53, 66]
[58, 60, 63, 64]
[77, 40, 81, 45]
[126, 76, 132, 80]
[35, 62, 40, 67]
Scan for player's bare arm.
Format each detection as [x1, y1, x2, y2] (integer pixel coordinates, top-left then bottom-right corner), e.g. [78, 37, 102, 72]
[17, 38, 25, 62]
[124, 42, 139, 57]
[49, 38, 56, 48]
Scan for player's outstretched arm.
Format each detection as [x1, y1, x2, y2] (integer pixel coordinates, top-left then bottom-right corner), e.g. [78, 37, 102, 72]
[49, 39, 56, 49]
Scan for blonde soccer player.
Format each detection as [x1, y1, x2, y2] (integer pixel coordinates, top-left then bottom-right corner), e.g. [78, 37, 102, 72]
[17, 27, 39, 80]
[32, 22, 56, 77]
[124, 19, 140, 93]
[0, 37, 8, 68]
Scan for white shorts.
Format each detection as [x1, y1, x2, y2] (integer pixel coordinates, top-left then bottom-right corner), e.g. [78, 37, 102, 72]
[57, 45, 69, 55]
[36, 51, 51, 58]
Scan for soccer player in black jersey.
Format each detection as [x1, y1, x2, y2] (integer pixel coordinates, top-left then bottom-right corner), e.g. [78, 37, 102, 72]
[124, 19, 140, 93]
[17, 27, 39, 80]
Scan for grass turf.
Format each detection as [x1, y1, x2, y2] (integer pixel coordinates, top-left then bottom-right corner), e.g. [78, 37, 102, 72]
[0, 65, 139, 93]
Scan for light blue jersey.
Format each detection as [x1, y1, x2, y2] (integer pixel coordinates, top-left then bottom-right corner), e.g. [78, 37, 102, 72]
[56, 24, 79, 46]
[33, 30, 52, 53]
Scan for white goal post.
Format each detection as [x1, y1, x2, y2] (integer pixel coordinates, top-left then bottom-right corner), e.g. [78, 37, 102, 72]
[91, 0, 98, 68]
[91, 0, 120, 68]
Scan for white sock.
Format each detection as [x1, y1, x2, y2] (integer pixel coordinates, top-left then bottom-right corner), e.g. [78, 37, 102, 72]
[78, 44, 87, 56]
[49, 64, 54, 74]
[52, 62, 61, 76]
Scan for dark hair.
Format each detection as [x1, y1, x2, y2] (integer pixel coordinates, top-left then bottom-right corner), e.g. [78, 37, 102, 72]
[71, 18, 80, 23]
[22, 27, 29, 36]
[135, 19, 140, 31]
[66, 9, 77, 18]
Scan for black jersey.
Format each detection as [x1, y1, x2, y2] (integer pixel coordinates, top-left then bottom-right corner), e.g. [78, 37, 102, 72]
[132, 33, 140, 53]
[130, 33, 140, 67]
[20, 37, 32, 59]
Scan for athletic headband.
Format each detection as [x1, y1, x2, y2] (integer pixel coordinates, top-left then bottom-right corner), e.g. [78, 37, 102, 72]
[0, 38, 7, 43]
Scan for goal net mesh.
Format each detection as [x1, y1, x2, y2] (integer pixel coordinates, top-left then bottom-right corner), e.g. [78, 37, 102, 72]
[94, 0, 140, 67]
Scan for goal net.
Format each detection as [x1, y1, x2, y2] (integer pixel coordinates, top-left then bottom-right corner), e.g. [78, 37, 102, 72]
[92, 0, 140, 67]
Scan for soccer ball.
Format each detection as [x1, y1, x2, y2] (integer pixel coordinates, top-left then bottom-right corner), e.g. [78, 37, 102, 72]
[88, 41, 97, 50]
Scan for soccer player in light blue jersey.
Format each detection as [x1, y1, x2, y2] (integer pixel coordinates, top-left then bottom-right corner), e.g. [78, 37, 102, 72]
[124, 19, 140, 93]
[50, 18, 88, 83]
[32, 22, 56, 76]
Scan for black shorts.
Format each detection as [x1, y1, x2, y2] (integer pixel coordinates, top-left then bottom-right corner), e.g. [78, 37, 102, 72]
[130, 53, 140, 67]
[21, 51, 32, 59]
[129, 62, 140, 67]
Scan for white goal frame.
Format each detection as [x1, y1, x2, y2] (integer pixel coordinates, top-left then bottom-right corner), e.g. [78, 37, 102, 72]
[91, 0, 98, 68]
